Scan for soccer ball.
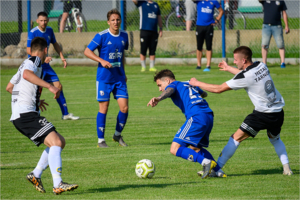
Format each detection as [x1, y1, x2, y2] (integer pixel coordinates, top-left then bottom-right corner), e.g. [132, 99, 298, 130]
[135, 159, 155, 179]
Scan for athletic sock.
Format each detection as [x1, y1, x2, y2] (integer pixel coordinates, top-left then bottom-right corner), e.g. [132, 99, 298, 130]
[199, 148, 220, 172]
[217, 137, 240, 168]
[33, 147, 49, 178]
[269, 137, 289, 165]
[141, 60, 146, 69]
[56, 90, 69, 116]
[176, 146, 200, 162]
[48, 146, 62, 187]
[97, 112, 106, 139]
[150, 60, 155, 68]
[115, 111, 128, 136]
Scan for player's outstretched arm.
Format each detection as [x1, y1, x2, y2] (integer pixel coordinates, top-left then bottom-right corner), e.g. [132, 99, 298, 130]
[147, 87, 175, 107]
[6, 82, 14, 94]
[84, 48, 112, 68]
[218, 61, 241, 75]
[23, 69, 60, 99]
[53, 42, 67, 68]
[189, 77, 231, 94]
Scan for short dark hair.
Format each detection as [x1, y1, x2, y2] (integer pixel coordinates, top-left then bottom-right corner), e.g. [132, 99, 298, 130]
[107, 9, 121, 21]
[37, 11, 48, 18]
[233, 46, 252, 62]
[31, 37, 47, 52]
[154, 69, 176, 82]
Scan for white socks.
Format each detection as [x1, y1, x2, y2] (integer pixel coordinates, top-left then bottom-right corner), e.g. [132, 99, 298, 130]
[269, 137, 289, 165]
[33, 147, 50, 178]
[141, 60, 146, 69]
[98, 138, 105, 143]
[150, 60, 155, 68]
[48, 146, 62, 187]
[217, 137, 240, 168]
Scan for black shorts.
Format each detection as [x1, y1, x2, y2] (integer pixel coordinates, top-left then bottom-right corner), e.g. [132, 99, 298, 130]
[140, 30, 159, 56]
[196, 25, 214, 51]
[12, 112, 56, 146]
[240, 110, 284, 138]
[63, 0, 82, 13]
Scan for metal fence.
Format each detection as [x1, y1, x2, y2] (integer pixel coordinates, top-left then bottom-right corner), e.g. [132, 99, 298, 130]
[1, 0, 299, 59]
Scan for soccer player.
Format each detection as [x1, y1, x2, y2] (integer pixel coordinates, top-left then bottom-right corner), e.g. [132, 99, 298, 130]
[147, 69, 227, 179]
[132, 0, 163, 72]
[27, 11, 79, 120]
[189, 46, 293, 176]
[84, 9, 129, 148]
[6, 37, 78, 195]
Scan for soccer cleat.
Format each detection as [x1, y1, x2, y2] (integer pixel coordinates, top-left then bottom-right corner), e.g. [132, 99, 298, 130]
[203, 66, 211, 72]
[113, 135, 128, 147]
[201, 160, 217, 179]
[26, 172, 46, 193]
[195, 66, 201, 70]
[62, 113, 80, 120]
[97, 141, 109, 148]
[53, 181, 78, 195]
[197, 169, 227, 178]
[149, 67, 157, 72]
[141, 67, 146, 72]
[280, 62, 286, 68]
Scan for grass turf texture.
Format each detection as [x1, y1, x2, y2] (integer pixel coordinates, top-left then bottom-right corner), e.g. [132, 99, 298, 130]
[1, 64, 299, 199]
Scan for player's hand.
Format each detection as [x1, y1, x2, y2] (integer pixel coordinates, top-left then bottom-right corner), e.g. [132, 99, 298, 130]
[285, 27, 290, 34]
[218, 60, 230, 71]
[45, 57, 52, 63]
[159, 30, 163, 37]
[147, 97, 160, 107]
[39, 99, 49, 112]
[189, 77, 199, 87]
[48, 85, 60, 99]
[62, 59, 67, 68]
[101, 60, 113, 68]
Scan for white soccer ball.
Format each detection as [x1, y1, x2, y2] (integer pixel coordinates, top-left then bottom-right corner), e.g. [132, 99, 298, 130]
[135, 159, 155, 179]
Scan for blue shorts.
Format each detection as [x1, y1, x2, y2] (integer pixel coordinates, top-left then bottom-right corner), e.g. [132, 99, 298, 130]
[173, 112, 214, 148]
[42, 63, 59, 83]
[96, 81, 128, 102]
[262, 24, 284, 49]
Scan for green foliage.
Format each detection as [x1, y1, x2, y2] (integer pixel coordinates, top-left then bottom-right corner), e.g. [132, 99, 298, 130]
[1, 64, 299, 199]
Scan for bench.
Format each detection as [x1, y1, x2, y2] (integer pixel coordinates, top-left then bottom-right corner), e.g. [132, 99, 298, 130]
[48, 10, 63, 18]
[238, 6, 263, 13]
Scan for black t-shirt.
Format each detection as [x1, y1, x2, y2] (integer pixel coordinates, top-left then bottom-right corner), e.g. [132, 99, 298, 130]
[260, 1, 287, 25]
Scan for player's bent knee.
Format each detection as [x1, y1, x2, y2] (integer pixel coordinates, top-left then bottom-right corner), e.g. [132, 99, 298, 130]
[120, 106, 128, 113]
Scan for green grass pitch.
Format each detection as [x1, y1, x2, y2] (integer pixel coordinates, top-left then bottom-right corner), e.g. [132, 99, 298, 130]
[1, 64, 299, 199]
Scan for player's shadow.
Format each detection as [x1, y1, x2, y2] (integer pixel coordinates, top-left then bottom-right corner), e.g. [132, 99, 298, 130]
[83, 181, 198, 194]
[0, 166, 33, 171]
[148, 142, 170, 146]
[229, 168, 299, 176]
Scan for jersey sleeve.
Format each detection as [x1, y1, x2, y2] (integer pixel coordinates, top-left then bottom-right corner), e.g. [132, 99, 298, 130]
[136, 1, 143, 7]
[125, 33, 129, 50]
[27, 31, 34, 48]
[226, 72, 248, 90]
[281, 1, 287, 11]
[87, 33, 102, 51]
[10, 72, 19, 84]
[166, 82, 177, 91]
[214, 0, 221, 9]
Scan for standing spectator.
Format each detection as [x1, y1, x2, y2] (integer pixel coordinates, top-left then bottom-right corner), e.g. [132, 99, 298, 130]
[132, 0, 163, 72]
[259, 0, 289, 68]
[84, 9, 129, 148]
[193, 0, 223, 72]
[60, 0, 82, 33]
[185, 0, 197, 31]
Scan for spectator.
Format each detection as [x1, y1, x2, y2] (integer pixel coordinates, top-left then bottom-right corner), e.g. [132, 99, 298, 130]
[193, 0, 224, 72]
[259, 0, 289, 68]
[185, 0, 197, 31]
[60, 0, 82, 33]
[132, 0, 163, 72]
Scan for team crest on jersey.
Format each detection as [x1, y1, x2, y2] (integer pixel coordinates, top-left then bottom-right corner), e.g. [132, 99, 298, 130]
[56, 167, 62, 173]
[188, 155, 194, 161]
[100, 91, 104, 96]
[266, 0, 270, 3]
[275, 1, 280, 5]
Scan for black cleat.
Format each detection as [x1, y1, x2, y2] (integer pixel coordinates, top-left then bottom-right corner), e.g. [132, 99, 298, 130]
[26, 172, 46, 193]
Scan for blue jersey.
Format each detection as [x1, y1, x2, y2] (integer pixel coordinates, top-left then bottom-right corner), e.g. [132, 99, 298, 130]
[166, 81, 213, 119]
[87, 29, 129, 84]
[195, 0, 220, 26]
[27, 26, 56, 57]
[136, 1, 161, 32]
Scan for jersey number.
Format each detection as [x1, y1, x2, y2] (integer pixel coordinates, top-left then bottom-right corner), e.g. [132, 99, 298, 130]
[184, 84, 201, 99]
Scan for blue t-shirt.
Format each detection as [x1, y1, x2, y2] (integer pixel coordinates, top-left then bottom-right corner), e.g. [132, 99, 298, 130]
[87, 29, 129, 84]
[195, 0, 220, 26]
[136, 1, 161, 32]
[165, 81, 213, 119]
[27, 26, 56, 57]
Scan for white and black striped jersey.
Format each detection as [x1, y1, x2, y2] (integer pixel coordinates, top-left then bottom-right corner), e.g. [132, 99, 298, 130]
[10, 56, 43, 121]
[226, 61, 284, 113]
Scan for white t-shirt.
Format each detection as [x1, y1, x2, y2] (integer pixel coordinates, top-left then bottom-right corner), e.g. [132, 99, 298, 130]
[10, 56, 43, 121]
[226, 61, 284, 113]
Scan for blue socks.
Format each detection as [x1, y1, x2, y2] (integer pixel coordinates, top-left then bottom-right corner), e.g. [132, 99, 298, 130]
[56, 90, 68, 116]
[97, 112, 106, 139]
[115, 111, 128, 135]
